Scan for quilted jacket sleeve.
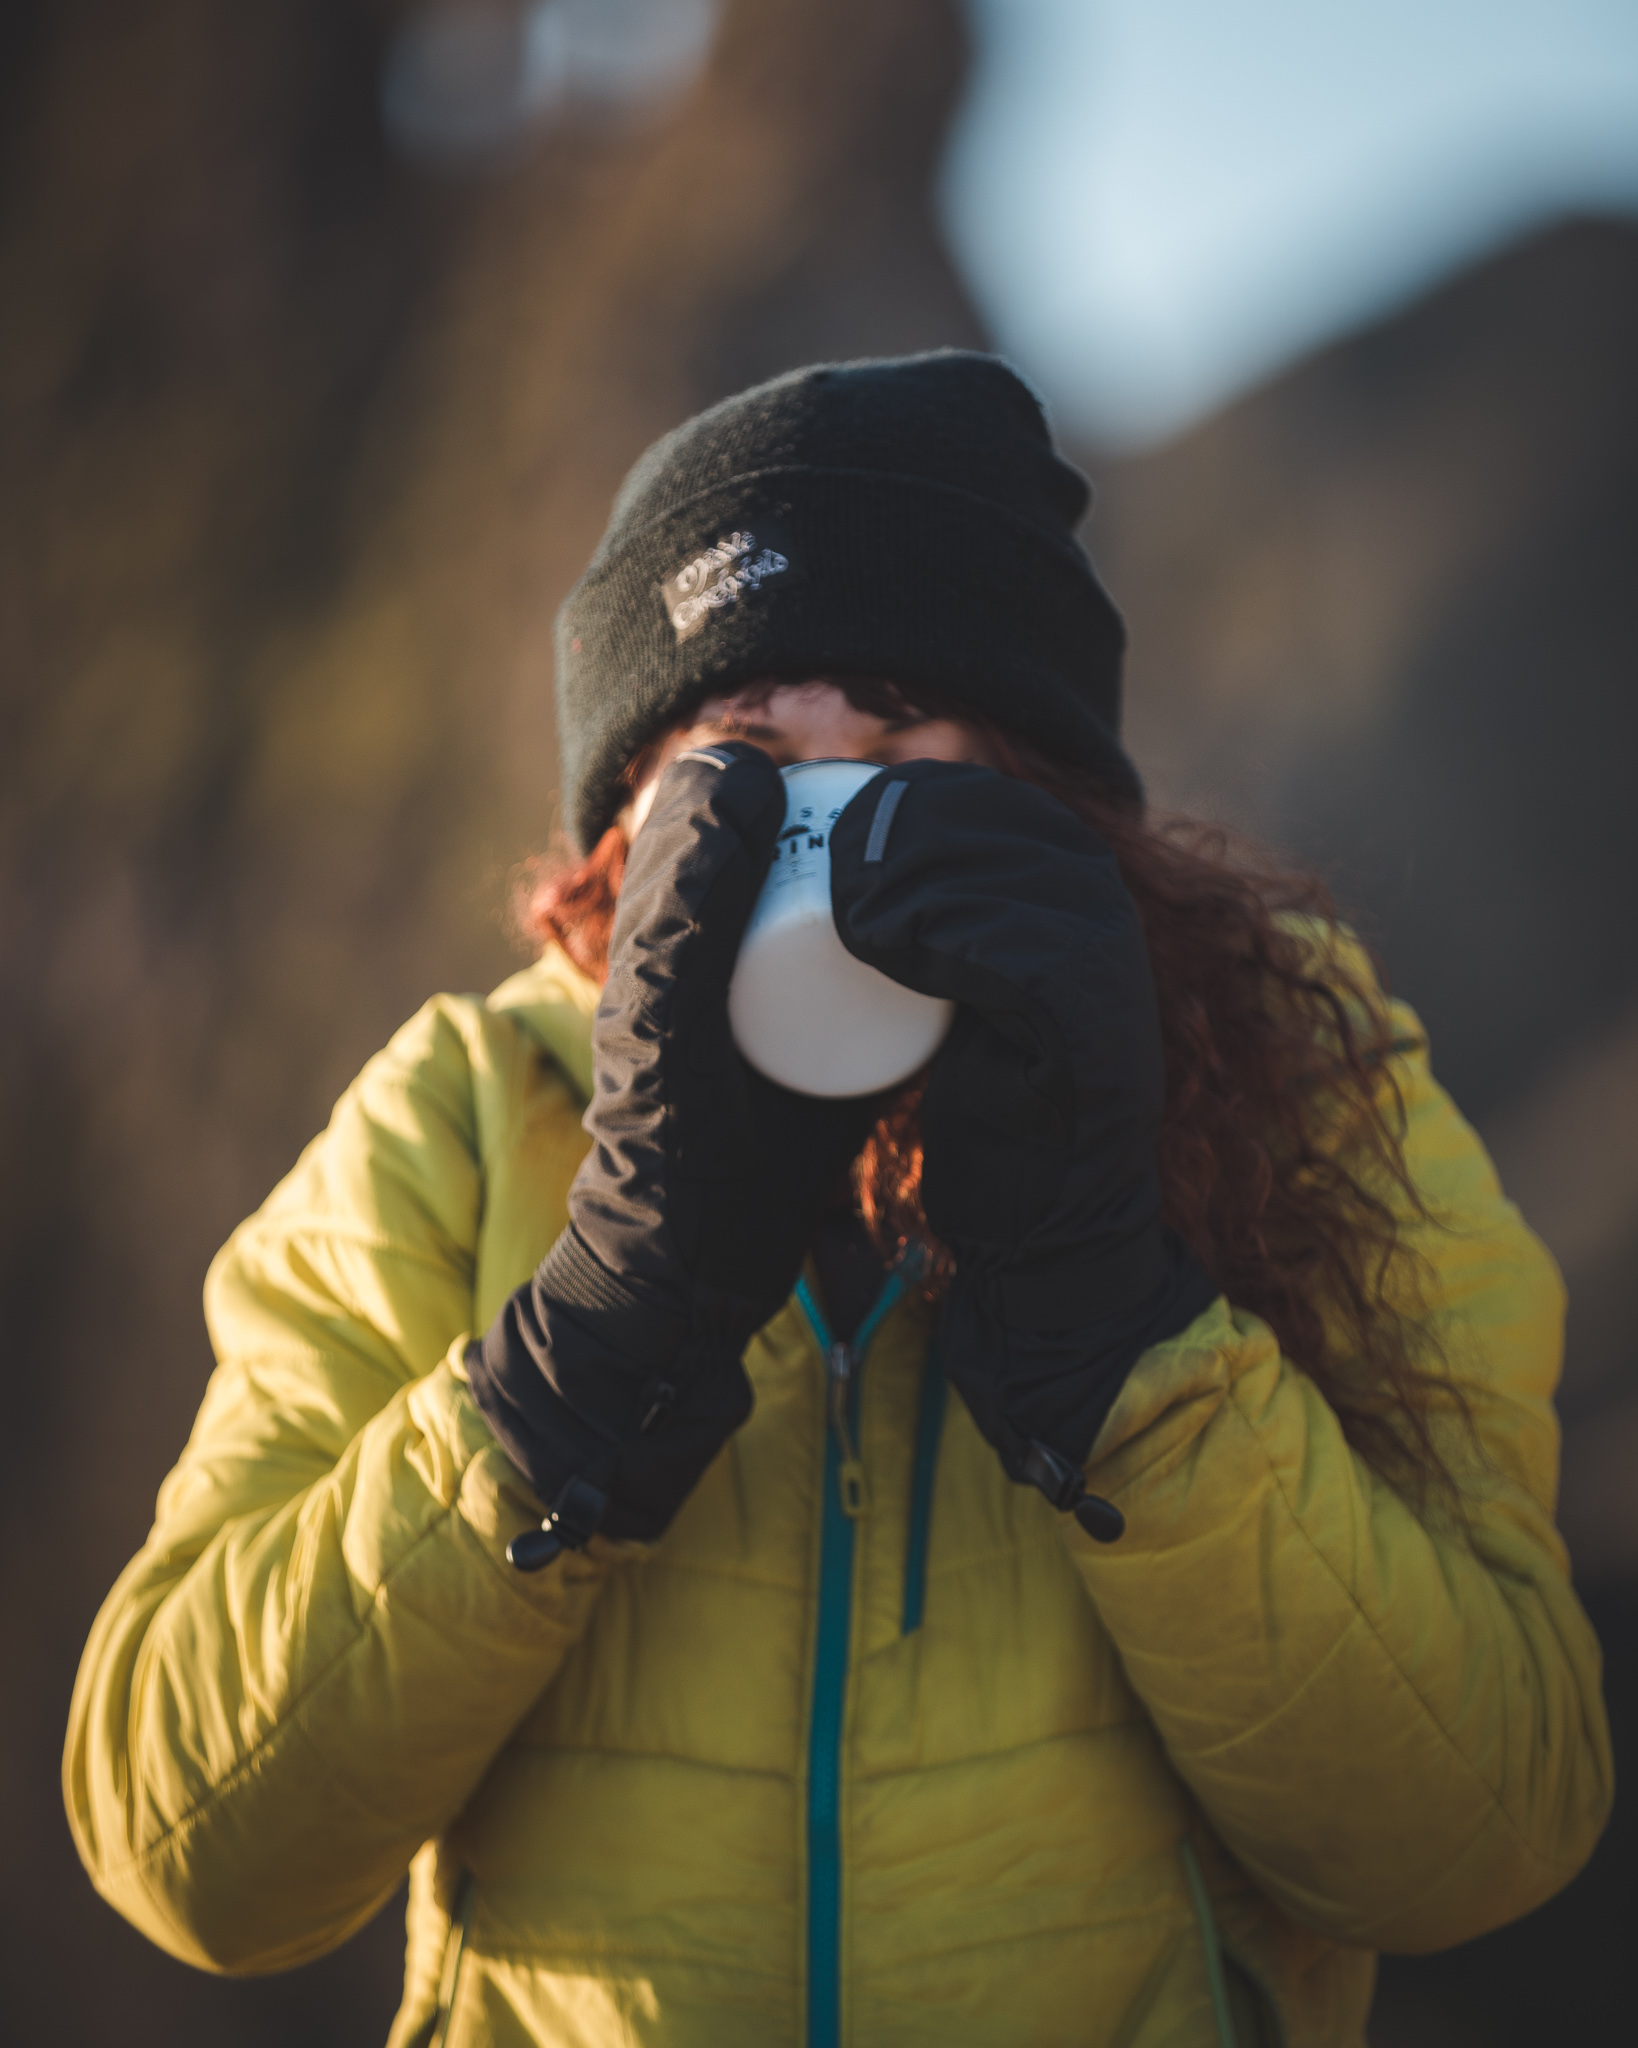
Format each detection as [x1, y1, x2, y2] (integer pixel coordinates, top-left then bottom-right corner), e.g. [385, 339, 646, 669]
[1073, 991, 1614, 1952]
[63, 995, 620, 1974]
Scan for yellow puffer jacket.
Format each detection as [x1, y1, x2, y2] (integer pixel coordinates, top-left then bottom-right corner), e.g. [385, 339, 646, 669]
[65, 942, 1612, 2048]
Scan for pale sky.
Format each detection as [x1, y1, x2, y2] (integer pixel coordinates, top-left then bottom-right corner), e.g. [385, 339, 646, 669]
[943, 0, 1638, 447]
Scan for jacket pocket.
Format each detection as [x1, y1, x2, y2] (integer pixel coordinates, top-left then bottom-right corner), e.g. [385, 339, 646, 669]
[425, 1874, 474, 2048]
[1180, 1839, 1240, 2048]
[1222, 1954, 1283, 2048]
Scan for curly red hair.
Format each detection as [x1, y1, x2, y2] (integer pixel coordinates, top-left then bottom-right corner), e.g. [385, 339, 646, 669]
[521, 680, 1455, 1499]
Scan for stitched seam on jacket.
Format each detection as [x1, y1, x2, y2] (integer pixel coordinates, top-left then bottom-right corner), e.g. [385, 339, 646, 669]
[848, 1720, 1151, 1784]
[218, 1344, 407, 1378]
[451, 1943, 794, 1983]
[111, 1515, 463, 1877]
[467, 1908, 1181, 1977]
[831, 1904, 1185, 1973]
[627, 1456, 1068, 1596]
[1218, 1380, 1566, 1877]
[501, 1743, 794, 1781]
[107, 1395, 560, 1880]
[503, 1721, 1146, 1781]
[235, 1221, 469, 1275]
[1177, 1613, 1362, 1763]
[123, 1810, 399, 1980]
[921, 1533, 1078, 1577]
[632, 1557, 807, 1595]
[1093, 1359, 1239, 1490]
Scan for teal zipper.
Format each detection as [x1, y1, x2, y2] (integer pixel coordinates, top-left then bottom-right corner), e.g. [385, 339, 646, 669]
[901, 1344, 945, 1634]
[793, 1263, 911, 2048]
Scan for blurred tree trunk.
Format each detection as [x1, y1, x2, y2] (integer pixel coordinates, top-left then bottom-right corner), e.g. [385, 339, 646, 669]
[0, 4, 982, 2039]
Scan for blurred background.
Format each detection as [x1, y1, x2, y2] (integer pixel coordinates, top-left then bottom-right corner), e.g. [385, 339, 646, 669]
[3, 1, 1634, 2040]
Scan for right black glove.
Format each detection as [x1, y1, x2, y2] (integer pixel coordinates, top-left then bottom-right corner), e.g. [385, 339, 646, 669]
[468, 742, 883, 1562]
[829, 760, 1218, 1540]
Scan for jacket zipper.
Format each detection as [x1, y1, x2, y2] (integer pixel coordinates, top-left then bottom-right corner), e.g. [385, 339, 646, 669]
[793, 1264, 910, 2048]
[900, 1342, 945, 1634]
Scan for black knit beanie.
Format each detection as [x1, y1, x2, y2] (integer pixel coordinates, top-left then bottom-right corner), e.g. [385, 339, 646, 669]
[555, 350, 1139, 850]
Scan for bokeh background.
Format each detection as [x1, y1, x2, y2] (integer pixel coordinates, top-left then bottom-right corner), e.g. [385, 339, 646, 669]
[4, 3, 1635, 2041]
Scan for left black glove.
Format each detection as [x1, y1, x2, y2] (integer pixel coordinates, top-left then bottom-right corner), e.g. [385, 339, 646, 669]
[829, 759, 1219, 1539]
[469, 742, 882, 1564]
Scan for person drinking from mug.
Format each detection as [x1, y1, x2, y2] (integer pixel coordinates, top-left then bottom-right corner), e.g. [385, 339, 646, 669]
[65, 353, 1612, 2048]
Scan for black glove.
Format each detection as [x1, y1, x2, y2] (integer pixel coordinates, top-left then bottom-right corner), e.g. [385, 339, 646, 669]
[469, 743, 883, 1563]
[829, 760, 1218, 1541]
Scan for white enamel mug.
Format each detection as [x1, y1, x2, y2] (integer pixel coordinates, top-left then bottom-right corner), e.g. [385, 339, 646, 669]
[727, 758, 954, 1098]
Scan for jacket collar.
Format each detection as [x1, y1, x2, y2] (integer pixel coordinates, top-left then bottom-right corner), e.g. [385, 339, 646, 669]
[487, 944, 599, 1104]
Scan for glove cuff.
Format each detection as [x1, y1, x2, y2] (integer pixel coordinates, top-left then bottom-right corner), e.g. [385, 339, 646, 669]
[993, 1228, 1169, 1336]
[537, 1225, 689, 1372]
[949, 1229, 1220, 1470]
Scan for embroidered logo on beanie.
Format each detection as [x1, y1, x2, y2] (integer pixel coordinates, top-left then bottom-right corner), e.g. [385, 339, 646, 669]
[661, 530, 789, 642]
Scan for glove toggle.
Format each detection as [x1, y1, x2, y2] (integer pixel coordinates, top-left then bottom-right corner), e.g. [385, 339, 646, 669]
[1020, 1439, 1125, 1545]
[506, 1471, 610, 1571]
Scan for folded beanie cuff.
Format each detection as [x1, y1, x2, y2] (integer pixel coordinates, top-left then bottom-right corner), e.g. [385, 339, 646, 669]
[553, 354, 1141, 848]
[559, 468, 1134, 849]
